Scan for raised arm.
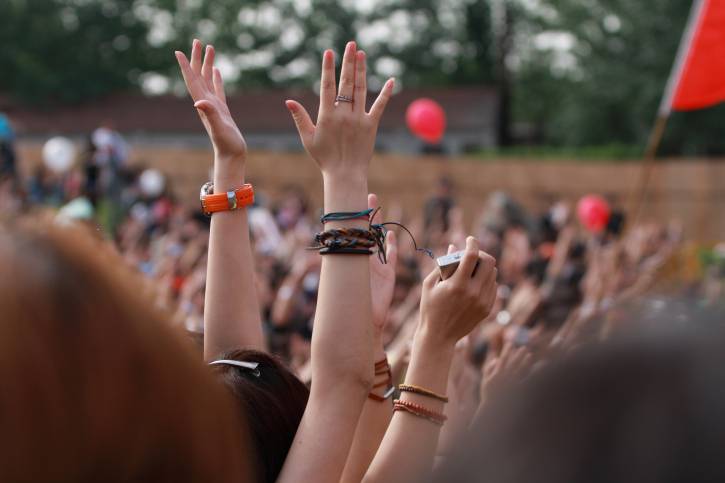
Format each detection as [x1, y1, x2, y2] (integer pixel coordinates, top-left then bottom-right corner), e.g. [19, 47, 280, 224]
[341, 194, 398, 483]
[277, 42, 394, 483]
[175, 40, 264, 359]
[364, 237, 497, 483]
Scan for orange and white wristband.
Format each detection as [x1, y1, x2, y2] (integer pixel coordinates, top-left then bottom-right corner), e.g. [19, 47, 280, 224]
[200, 181, 254, 215]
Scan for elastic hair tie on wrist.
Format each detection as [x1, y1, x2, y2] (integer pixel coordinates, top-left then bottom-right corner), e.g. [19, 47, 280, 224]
[321, 208, 374, 224]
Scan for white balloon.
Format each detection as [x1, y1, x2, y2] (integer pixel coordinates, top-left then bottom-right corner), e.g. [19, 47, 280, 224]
[43, 137, 76, 173]
[139, 169, 165, 197]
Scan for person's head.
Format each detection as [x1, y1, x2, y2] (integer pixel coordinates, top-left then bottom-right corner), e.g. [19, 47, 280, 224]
[0, 215, 252, 482]
[211, 349, 310, 483]
[434, 325, 725, 483]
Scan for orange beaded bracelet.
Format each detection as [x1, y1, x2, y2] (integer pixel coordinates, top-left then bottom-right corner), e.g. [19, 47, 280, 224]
[393, 399, 447, 426]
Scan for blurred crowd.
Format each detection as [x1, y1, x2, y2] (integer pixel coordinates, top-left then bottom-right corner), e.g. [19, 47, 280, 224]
[2, 127, 723, 392]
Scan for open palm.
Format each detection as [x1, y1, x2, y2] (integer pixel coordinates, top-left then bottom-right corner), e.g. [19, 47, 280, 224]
[175, 40, 246, 161]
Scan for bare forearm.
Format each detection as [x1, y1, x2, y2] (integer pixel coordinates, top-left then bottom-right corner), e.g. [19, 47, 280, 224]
[342, 339, 393, 483]
[280, 174, 374, 483]
[312, 173, 373, 385]
[203, 161, 264, 360]
[364, 329, 454, 483]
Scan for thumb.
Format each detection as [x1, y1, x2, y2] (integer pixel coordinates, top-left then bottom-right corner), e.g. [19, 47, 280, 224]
[285, 100, 315, 148]
[194, 100, 221, 124]
[385, 230, 398, 267]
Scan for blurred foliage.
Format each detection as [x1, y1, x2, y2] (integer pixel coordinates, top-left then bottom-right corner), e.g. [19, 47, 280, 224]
[154, 0, 496, 89]
[0, 0, 495, 102]
[2, 0, 724, 156]
[514, 0, 725, 156]
[0, 0, 168, 104]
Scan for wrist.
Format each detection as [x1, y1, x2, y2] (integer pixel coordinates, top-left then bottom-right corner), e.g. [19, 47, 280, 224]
[214, 154, 246, 184]
[322, 168, 368, 186]
[322, 174, 368, 214]
[415, 322, 457, 356]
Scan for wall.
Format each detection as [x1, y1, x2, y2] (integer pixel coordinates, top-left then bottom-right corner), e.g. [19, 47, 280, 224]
[16, 142, 725, 241]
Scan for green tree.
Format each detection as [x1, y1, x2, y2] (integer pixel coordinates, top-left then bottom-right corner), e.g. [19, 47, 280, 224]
[513, 0, 725, 155]
[152, 0, 495, 91]
[0, 0, 169, 104]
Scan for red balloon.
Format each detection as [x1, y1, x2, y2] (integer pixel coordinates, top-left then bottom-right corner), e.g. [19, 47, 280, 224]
[406, 99, 446, 144]
[577, 195, 611, 233]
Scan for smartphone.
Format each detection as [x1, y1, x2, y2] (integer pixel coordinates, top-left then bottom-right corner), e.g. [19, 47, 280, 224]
[437, 250, 479, 280]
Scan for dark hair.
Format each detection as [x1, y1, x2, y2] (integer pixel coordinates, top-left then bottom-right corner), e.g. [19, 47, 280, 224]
[212, 349, 310, 483]
[433, 325, 725, 483]
[0, 215, 251, 482]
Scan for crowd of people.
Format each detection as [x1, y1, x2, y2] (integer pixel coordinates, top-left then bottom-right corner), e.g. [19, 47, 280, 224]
[0, 39, 724, 482]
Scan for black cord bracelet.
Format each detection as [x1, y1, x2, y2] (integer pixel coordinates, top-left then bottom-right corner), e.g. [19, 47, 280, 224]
[319, 247, 373, 256]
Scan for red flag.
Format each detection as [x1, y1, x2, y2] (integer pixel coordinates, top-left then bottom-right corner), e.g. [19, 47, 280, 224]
[661, 0, 725, 114]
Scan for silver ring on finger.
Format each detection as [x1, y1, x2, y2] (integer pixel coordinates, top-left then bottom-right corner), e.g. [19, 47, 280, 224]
[335, 94, 354, 104]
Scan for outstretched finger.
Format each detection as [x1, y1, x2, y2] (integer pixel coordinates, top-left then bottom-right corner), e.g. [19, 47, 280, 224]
[213, 67, 226, 104]
[175, 51, 198, 100]
[337, 41, 356, 106]
[369, 77, 395, 123]
[319, 49, 336, 114]
[201, 44, 215, 87]
[285, 100, 316, 149]
[368, 193, 378, 211]
[190, 39, 203, 74]
[354, 50, 367, 114]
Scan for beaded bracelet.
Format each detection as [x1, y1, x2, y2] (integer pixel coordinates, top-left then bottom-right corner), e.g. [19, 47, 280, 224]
[393, 399, 447, 426]
[398, 384, 449, 403]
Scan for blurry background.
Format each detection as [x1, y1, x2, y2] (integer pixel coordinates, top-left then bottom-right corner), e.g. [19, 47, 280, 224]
[1, 0, 723, 239]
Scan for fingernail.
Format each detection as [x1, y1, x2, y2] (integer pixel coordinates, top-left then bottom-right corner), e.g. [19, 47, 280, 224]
[285, 100, 296, 111]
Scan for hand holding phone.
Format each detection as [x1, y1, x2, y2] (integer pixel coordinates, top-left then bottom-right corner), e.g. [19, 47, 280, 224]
[437, 250, 480, 280]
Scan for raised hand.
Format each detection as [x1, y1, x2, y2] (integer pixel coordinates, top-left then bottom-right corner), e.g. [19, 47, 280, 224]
[175, 39, 264, 357]
[478, 343, 532, 410]
[420, 237, 498, 346]
[286, 41, 394, 179]
[368, 194, 398, 333]
[175, 40, 246, 167]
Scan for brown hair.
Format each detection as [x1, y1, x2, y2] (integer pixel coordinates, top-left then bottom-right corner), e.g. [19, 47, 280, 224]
[212, 349, 310, 483]
[0, 216, 253, 482]
[433, 324, 725, 483]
